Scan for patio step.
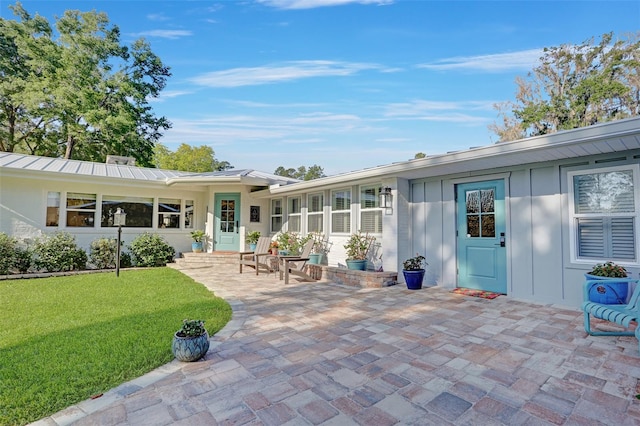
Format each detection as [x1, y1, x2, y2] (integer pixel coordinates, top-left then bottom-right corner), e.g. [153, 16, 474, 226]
[175, 252, 239, 269]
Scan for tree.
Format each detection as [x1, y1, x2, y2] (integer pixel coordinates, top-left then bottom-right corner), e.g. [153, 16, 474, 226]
[490, 32, 640, 141]
[154, 143, 232, 172]
[414, 152, 426, 159]
[0, 2, 171, 166]
[274, 164, 326, 180]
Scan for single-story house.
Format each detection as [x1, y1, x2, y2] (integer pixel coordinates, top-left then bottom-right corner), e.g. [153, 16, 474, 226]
[1, 116, 639, 307]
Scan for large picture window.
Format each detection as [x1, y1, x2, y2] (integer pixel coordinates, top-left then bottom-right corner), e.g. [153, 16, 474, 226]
[569, 165, 638, 262]
[331, 189, 351, 234]
[360, 185, 382, 234]
[287, 196, 301, 232]
[101, 196, 153, 228]
[66, 193, 96, 227]
[308, 193, 324, 233]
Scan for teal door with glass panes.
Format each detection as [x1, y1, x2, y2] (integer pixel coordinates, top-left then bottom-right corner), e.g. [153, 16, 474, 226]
[214, 193, 240, 251]
[456, 180, 507, 294]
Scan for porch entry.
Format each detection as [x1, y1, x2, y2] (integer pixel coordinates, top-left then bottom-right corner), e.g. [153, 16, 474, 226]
[214, 193, 240, 251]
[456, 180, 507, 294]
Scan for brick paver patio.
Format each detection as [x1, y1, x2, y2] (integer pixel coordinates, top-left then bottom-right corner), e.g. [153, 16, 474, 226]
[34, 264, 640, 425]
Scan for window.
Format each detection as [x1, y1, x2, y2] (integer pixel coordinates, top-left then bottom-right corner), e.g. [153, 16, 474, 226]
[308, 193, 324, 233]
[185, 200, 194, 229]
[465, 188, 495, 238]
[271, 198, 283, 233]
[46, 192, 60, 227]
[331, 189, 351, 233]
[287, 196, 301, 232]
[101, 196, 153, 228]
[159, 198, 181, 228]
[570, 166, 638, 262]
[66, 193, 96, 227]
[360, 185, 382, 233]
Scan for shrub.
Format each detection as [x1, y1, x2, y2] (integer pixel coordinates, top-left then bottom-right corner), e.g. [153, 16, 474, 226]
[13, 246, 32, 273]
[32, 232, 87, 272]
[0, 233, 16, 275]
[128, 233, 175, 267]
[89, 238, 117, 269]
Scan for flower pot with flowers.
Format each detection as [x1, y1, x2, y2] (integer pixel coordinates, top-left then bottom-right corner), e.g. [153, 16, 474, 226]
[585, 261, 629, 304]
[344, 231, 376, 270]
[172, 319, 209, 362]
[269, 240, 279, 255]
[402, 254, 428, 290]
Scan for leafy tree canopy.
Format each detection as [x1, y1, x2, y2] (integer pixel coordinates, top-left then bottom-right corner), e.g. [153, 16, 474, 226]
[0, 2, 171, 166]
[414, 152, 426, 159]
[490, 32, 640, 142]
[154, 143, 232, 172]
[274, 164, 326, 180]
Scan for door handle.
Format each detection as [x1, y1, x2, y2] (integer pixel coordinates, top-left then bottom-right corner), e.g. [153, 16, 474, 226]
[236, 221, 239, 233]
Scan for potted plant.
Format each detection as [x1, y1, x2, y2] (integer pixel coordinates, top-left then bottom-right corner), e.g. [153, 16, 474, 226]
[402, 253, 427, 290]
[344, 231, 375, 270]
[190, 230, 206, 253]
[269, 240, 279, 255]
[171, 319, 209, 362]
[585, 261, 629, 304]
[308, 232, 329, 264]
[245, 231, 261, 251]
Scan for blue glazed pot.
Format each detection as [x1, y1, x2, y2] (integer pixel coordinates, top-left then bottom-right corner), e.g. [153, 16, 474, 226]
[172, 332, 209, 362]
[403, 269, 425, 290]
[191, 242, 203, 253]
[346, 259, 367, 270]
[585, 273, 629, 304]
[308, 253, 323, 264]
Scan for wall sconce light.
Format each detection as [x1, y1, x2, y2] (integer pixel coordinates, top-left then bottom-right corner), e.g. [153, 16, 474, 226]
[379, 186, 393, 209]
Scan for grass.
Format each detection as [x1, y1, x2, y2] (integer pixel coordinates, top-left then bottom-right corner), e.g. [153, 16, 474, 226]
[0, 268, 232, 426]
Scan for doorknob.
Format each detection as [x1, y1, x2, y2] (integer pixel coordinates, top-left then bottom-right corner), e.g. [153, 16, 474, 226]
[236, 221, 239, 233]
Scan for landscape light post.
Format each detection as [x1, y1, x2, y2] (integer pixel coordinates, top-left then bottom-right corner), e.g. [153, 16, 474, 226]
[114, 208, 126, 277]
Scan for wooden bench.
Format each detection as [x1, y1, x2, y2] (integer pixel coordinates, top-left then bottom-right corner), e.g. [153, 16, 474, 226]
[582, 278, 640, 353]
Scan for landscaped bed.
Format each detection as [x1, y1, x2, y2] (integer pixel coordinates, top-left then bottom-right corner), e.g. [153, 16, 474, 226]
[0, 268, 232, 426]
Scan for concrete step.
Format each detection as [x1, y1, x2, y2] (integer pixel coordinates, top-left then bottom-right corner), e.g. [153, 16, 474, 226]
[176, 252, 239, 268]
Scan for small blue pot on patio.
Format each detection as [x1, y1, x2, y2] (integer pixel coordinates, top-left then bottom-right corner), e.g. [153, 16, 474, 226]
[172, 332, 210, 362]
[585, 274, 628, 304]
[403, 270, 425, 290]
[308, 253, 323, 264]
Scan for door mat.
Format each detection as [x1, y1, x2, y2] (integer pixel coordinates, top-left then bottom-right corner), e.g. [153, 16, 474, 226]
[452, 288, 501, 299]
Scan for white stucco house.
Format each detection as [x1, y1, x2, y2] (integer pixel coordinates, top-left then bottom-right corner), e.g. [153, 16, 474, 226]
[1, 117, 639, 308]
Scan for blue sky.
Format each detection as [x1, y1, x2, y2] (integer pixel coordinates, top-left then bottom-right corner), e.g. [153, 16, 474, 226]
[4, 1, 638, 175]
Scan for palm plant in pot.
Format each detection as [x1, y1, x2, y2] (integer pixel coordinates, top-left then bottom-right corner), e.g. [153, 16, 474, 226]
[172, 319, 209, 362]
[245, 231, 261, 251]
[403, 253, 427, 290]
[344, 231, 375, 270]
[190, 230, 206, 253]
[585, 261, 629, 304]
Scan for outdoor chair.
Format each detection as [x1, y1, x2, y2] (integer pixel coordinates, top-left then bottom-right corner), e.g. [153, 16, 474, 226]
[280, 239, 317, 284]
[238, 236, 272, 275]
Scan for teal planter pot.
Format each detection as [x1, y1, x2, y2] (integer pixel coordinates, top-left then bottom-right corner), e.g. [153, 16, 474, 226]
[191, 242, 203, 253]
[585, 274, 628, 304]
[249, 243, 257, 251]
[172, 332, 210, 362]
[346, 259, 367, 270]
[308, 253, 323, 264]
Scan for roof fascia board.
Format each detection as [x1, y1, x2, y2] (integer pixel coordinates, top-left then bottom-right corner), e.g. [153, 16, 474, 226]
[0, 168, 171, 189]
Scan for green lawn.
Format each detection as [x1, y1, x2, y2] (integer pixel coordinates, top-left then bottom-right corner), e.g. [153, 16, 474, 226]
[0, 268, 232, 426]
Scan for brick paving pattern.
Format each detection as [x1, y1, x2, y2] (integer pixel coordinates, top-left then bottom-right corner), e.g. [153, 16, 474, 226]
[34, 264, 640, 425]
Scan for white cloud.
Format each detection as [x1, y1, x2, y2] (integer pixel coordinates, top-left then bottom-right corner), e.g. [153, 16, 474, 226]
[418, 49, 543, 72]
[146, 13, 170, 22]
[258, 0, 393, 10]
[190, 60, 383, 87]
[132, 30, 193, 39]
[150, 90, 193, 103]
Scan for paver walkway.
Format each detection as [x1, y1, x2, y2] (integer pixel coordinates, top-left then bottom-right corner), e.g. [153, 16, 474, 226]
[36, 265, 640, 425]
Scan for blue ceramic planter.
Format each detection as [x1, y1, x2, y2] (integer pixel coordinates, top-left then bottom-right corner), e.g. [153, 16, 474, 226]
[403, 269, 425, 290]
[172, 332, 209, 362]
[585, 273, 628, 304]
[346, 259, 367, 270]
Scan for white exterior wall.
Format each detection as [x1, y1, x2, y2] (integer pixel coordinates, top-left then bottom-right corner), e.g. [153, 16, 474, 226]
[409, 152, 640, 308]
[0, 174, 207, 256]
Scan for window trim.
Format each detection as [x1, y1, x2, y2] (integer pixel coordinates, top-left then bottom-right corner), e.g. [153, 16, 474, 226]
[331, 188, 351, 234]
[287, 196, 302, 232]
[270, 198, 284, 234]
[307, 192, 324, 234]
[568, 163, 640, 266]
[359, 184, 383, 235]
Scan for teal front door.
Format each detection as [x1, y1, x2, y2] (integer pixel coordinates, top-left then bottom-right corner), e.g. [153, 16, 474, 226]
[456, 180, 507, 294]
[214, 193, 240, 251]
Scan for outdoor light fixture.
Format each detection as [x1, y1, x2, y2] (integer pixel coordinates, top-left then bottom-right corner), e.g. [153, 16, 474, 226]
[379, 186, 393, 209]
[114, 208, 126, 277]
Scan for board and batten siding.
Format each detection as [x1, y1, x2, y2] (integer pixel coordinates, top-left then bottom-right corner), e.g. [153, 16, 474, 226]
[408, 153, 639, 308]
